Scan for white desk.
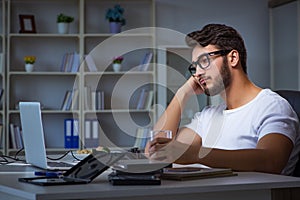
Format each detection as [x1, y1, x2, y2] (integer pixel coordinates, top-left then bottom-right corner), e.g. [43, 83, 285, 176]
[1, 165, 300, 200]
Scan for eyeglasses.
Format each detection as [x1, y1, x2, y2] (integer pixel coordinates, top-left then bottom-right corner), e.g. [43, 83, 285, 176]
[188, 50, 232, 75]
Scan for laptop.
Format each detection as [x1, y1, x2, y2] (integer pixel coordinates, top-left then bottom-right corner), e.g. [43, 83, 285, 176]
[19, 101, 74, 170]
[19, 152, 125, 186]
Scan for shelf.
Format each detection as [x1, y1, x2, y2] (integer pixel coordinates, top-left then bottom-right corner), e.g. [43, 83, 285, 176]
[8, 33, 80, 38]
[84, 71, 154, 75]
[83, 33, 154, 38]
[4, 0, 156, 153]
[9, 71, 80, 76]
[9, 110, 80, 114]
[84, 109, 154, 114]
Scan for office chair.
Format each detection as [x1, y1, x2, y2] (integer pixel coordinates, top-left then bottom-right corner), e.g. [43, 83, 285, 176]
[276, 90, 300, 177]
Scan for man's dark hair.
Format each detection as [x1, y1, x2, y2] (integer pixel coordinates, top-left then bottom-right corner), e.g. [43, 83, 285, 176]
[186, 24, 247, 74]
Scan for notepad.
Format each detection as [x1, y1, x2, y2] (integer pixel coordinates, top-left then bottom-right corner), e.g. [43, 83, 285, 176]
[113, 159, 171, 173]
[162, 167, 237, 181]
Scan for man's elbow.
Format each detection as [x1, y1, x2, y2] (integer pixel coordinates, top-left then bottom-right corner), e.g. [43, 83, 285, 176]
[256, 157, 287, 174]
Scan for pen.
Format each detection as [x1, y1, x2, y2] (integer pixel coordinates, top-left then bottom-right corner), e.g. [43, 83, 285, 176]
[34, 171, 63, 177]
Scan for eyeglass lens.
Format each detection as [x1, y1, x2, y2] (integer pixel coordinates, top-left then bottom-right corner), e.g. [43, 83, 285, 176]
[188, 54, 210, 75]
[188, 50, 231, 75]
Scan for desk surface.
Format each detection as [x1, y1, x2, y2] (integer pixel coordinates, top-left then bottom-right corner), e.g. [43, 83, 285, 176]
[1, 165, 300, 200]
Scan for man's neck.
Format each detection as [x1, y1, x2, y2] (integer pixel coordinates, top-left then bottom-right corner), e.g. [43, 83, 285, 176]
[222, 74, 262, 110]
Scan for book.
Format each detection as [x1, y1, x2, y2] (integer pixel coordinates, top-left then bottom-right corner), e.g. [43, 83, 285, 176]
[91, 91, 97, 110]
[133, 127, 144, 148]
[85, 54, 98, 72]
[60, 52, 80, 72]
[138, 52, 153, 71]
[133, 127, 150, 149]
[61, 89, 79, 110]
[84, 119, 100, 148]
[9, 123, 24, 149]
[144, 90, 154, 109]
[140, 127, 150, 149]
[60, 53, 72, 72]
[9, 123, 16, 149]
[0, 53, 3, 73]
[64, 119, 73, 148]
[70, 89, 79, 110]
[96, 90, 104, 110]
[136, 89, 147, 110]
[72, 119, 79, 148]
[70, 52, 80, 72]
[162, 167, 236, 181]
[61, 90, 72, 110]
[91, 119, 99, 147]
[85, 120, 91, 141]
[14, 126, 23, 149]
[90, 90, 105, 110]
[84, 86, 92, 110]
[0, 89, 3, 103]
[0, 124, 3, 148]
[64, 118, 80, 149]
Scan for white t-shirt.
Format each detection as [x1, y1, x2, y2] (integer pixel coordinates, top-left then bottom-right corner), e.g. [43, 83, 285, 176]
[185, 89, 300, 175]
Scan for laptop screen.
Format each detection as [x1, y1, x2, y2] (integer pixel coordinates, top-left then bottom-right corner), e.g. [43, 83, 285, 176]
[19, 102, 49, 169]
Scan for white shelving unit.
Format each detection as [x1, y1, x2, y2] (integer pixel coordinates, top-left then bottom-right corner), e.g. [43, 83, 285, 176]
[5, 0, 156, 155]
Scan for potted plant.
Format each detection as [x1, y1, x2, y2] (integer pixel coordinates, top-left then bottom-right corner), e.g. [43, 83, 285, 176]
[105, 4, 126, 33]
[57, 13, 74, 34]
[24, 56, 36, 72]
[112, 56, 123, 72]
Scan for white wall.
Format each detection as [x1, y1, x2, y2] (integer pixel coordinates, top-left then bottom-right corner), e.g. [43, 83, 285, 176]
[271, 1, 299, 90]
[155, 0, 270, 88]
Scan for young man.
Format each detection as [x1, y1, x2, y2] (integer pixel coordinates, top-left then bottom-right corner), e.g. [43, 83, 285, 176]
[147, 24, 300, 175]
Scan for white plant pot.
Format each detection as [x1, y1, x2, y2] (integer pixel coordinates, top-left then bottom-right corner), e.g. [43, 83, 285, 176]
[112, 63, 121, 72]
[25, 64, 34, 72]
[57, 23, 69, 34]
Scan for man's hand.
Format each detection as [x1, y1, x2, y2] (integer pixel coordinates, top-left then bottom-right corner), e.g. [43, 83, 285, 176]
[148, 136, 201, 164]
[179, 76, 204, 97]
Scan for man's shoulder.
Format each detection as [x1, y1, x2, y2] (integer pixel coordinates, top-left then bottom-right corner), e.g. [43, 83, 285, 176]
[257, 89, 287, 104]
[257, 89, 297, 117]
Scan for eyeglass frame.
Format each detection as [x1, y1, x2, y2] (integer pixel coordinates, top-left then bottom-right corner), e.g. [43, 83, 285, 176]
[188, 49, 232, 75]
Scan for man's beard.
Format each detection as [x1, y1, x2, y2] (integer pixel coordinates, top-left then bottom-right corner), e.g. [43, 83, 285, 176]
[203, 60, 231, 96]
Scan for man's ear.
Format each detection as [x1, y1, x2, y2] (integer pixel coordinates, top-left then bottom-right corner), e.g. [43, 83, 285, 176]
[228, 50, 239, 67]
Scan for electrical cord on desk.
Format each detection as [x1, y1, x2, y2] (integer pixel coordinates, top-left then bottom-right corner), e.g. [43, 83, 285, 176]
[46, 150, 84, 162]
[14, 147, 24, 159]
[0, 149, 84, 165]
[0, 147, 26, 165]
[0, 154, 26, 165]
[70, 150, 82, 161]
[46, 150, 71, 160]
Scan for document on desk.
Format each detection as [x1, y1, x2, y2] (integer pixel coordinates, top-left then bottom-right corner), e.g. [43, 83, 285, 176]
[113, 159, 170, 173]
[162, 166, 237, 181]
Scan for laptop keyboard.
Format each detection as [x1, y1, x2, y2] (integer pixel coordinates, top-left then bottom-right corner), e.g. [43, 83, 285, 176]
[47, 161, 74, 168]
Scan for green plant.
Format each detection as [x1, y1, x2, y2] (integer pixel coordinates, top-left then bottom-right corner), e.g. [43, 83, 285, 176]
[105, 4, 126, 26]
[57, 13, 74, 23]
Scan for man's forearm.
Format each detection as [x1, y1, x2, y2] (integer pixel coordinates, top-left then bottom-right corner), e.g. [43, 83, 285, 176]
[198, 134, 293, 174]
[153, 88, 191, 136]
[198, 148, 285, 174]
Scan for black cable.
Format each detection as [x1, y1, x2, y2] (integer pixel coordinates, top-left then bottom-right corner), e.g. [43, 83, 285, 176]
[0, 155, 8, 163]
[1, 149, 83, 165]
[0, 155, 26, 165]
[14, 147, 24, 159]
[46, 150, 71, 161]
[70, 150, 82, 161]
